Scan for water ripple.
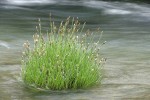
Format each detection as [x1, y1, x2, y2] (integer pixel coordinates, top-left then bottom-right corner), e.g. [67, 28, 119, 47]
[0, 40, 10, 49]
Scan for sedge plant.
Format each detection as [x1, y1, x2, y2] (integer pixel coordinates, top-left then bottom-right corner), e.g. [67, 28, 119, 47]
[21, 16, 104, 90]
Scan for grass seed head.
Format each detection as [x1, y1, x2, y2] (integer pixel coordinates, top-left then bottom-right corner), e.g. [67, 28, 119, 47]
[21, 16, 104, 90]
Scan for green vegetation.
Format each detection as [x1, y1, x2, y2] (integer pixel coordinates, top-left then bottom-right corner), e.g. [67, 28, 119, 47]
[21, 16, 103, 90]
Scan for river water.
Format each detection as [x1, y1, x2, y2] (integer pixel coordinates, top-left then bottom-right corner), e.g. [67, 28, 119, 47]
[0, 0, 150, 100]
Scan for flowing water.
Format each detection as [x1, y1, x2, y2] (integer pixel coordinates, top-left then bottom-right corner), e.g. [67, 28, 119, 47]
[0, 0, 150, 100]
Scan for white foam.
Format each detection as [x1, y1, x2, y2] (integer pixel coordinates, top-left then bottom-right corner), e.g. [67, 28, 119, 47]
[6, 0, 56, 5]
[83, 1, 114, 9]
[3, 0, 150, 20]
[104, 9, 131, 15]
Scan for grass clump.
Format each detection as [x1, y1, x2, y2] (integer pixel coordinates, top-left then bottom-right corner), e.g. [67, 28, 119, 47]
[21, 16, 104, 90]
